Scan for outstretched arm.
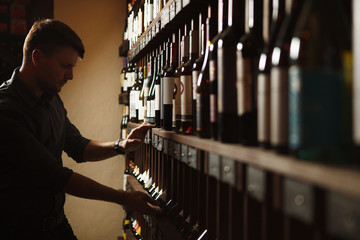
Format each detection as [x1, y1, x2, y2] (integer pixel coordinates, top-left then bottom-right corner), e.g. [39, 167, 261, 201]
[63, 172, 161, 215]
[83, 122, 155, 162]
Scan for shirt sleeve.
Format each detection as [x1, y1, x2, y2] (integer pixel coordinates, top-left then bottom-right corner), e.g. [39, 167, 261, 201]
[63, 116, 91, 163]
[0, 109, 73, 191]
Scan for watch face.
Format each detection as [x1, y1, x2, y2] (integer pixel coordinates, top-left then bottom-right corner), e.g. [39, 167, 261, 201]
[115, 139, 124, 154]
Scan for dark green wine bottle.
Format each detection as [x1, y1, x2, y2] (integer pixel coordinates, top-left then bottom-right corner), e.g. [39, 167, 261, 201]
[288, 0, 353, 163]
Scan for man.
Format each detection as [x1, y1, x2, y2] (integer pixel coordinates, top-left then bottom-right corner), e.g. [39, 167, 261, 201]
[0, 19, 160, 239]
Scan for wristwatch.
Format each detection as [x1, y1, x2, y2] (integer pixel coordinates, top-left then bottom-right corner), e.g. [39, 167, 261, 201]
[114, 139, 125, 155]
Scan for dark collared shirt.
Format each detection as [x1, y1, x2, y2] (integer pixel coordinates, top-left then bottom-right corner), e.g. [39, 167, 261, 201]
[0, 68, 90, 225]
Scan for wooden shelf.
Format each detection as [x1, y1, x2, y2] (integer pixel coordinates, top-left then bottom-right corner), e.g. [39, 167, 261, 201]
[126, 175, 183, 240]
[128, 122, 360, 199]
[128, 0, 208, 63]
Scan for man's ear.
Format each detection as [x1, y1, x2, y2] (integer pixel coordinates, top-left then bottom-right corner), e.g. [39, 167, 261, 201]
[32, 49, 43, 67]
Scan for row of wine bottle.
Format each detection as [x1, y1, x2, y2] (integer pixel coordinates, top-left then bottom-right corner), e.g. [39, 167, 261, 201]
[122, 212, 144, 240]
[121, 0, 353, 164]
[127, 162, 208, 240]
[124, 0, 176, 49]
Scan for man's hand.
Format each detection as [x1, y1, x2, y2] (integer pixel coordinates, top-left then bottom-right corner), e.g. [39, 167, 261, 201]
[123, 191, 162, 216]
[120, 122, 155, 152]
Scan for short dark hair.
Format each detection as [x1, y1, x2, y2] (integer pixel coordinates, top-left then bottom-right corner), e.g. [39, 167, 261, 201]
[23, 19, 85, 59]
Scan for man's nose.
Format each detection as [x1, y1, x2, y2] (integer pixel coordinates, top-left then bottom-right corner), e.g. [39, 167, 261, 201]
[66, 68, 73, 80]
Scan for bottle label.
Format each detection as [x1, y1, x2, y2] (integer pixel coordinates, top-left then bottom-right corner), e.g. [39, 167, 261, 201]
[148, 3, 153, 22]
[144, 86, 150, 118]
[236, 55, 253, 115]
[209, 60, 217, 84]
[151, 100, 156, 117]
[123, 173, 128, 191]
[180, 75, 192, 121]
[120, 73, 126, 91]
[196, 93, 210, 131]
[139, 101, 144, 120]
[163, 77, 174, 104]
[155, 84, 160, 110]
[218, 46, 237, 114]
[125, 72, 131, 87]
[130, 90, 139, 118]
[161, 78, 164, 120]
[192, 70, 200, 100]
[209, 59, 218, 123]
[270, 67, 288, 146]
[289, 66, 342, 150]
[147, 100, 151, 118]
[174, 77, 181, 117]
[122, 129, 127, 140]
[257, 73, 270, 143]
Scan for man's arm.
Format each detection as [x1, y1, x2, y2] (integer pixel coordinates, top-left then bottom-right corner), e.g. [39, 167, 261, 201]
[83, 123, 155, 162]
[63, 172, 161, 215]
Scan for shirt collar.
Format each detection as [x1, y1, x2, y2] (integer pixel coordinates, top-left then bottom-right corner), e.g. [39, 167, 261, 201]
[10, 68, 54, 109]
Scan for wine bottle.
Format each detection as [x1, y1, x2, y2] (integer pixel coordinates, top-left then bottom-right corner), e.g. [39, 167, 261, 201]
[155, 45, 163, 127]
[138, 63, 145, 124]
[270, 0, 304, 153]
[180, 21, 196, 135]
[121, 105, 127, 140]
[217, 0, 244, 143]
[288, 0, 352, 163]
[196, 5, 215, 139]
[173, 28, 183, 132]
[208, 0, 220, 140]
[149, 50, 158, 124]
[126, 62, 133, 93]
[148, 0, 154, 25]
[257, 0, 285, 149]
[121, 58, 127, 93]
[354, 0, 360, 160]
[146, 51, 155, 123]
[193, 13, 206, 137]
[191, 13, 203, 135]
[163, 33, 178, 131]
[236, 0, 263, 145]
[161, 40, 170, 127]
[130, 67, 140, 123]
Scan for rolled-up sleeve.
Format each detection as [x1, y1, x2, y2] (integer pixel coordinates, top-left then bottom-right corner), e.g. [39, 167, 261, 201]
[63, 116, 91, 163]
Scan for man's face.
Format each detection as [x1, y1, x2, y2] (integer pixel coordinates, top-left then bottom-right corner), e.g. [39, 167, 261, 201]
[35, 46, 79, 94]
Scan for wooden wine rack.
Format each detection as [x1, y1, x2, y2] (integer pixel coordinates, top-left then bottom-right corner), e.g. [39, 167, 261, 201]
[126, 122, 360, 240]
[122, 0, 360, 239]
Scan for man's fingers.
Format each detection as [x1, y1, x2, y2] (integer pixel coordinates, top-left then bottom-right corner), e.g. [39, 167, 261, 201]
[144, 204, 162, 216]
[139, 122, 155, 129]
[128, 139, 142, 144]
[144, 194, 160, 206]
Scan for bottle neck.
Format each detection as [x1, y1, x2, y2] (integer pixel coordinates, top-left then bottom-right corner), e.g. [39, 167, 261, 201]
[170, 42, 178, 67]
[245, 0, 263, 37]
[181, 35, 189, 63]
[228, 0, 244, 32]
[189, 29, 199, 60]
[218, 0, 229, 33]
[200, 23, 206, 55]
[165, 42, 170, 67]
[208, 3, 218, 40]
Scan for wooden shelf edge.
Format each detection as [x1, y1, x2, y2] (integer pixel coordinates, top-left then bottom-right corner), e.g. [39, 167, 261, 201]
[127, 122, 360, 199]
[126, 175, 183, 240]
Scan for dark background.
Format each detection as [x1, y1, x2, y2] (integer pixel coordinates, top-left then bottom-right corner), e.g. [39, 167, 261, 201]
[0, 0, 53, 84]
